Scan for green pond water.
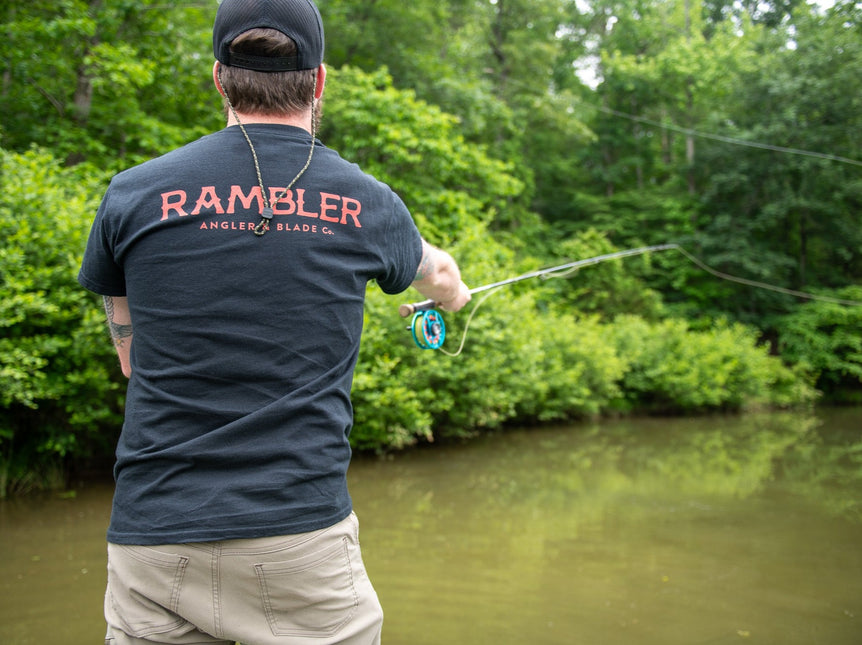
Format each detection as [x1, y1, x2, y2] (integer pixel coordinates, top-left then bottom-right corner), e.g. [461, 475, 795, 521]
[2, 409, 861, 644]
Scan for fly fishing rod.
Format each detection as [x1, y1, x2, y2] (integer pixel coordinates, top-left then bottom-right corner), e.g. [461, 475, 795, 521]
[399, 242, 862, 352]
[401, 244, 679, 350]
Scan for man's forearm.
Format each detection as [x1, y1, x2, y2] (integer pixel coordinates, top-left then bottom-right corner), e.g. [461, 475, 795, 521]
[103, 296, 133, 378]
[412, 240, 471, 311]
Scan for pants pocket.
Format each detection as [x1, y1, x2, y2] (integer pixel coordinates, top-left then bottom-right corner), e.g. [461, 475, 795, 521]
[254, 536, 359, 638]
[105, 544, 189, 638]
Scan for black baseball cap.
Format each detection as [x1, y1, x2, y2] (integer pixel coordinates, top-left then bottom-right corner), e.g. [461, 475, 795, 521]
[213, 0, 325, 72]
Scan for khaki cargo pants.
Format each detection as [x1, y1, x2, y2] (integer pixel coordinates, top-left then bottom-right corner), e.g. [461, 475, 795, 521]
[104, 513, 383, 645]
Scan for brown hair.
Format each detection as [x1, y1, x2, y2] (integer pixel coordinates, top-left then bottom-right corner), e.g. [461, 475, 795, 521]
[218, 28, 317, 116]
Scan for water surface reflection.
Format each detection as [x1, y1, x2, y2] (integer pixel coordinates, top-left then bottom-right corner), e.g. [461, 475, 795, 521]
[1, 410, 860, 644]
[351, 410, 862, 644]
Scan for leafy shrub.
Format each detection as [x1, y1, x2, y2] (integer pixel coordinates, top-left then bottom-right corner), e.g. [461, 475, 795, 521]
[777, 287, 862, 402]
[609, 315, 817, 413]
[0, 148, 123, 497]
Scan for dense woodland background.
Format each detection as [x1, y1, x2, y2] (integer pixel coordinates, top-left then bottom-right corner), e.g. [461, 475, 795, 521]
[1, 0, 860, 496]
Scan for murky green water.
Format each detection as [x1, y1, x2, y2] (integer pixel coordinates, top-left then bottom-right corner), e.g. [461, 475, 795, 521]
[2, 409, 861, 644]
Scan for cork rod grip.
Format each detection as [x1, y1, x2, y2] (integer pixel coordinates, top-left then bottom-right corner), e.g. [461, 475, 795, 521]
[398, 300, 437, 318]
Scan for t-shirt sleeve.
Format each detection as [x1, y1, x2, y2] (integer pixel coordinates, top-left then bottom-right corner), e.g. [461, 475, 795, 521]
[77, 185, 127, 297]
[375, 191, 423, 295]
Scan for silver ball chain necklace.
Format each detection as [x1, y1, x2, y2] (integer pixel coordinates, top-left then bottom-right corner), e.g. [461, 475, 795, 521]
[217, 66, 318, 236]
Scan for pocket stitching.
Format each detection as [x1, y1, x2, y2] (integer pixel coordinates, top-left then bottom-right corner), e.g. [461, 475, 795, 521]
[255, 537, 358, 638]
[107, 545, 189, 637]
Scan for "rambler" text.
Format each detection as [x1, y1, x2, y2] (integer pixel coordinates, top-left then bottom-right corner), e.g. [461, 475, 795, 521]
[160, 186, 362, 227]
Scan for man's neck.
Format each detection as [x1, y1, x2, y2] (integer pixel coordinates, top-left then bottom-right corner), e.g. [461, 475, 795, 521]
[226, 110, 312, 133]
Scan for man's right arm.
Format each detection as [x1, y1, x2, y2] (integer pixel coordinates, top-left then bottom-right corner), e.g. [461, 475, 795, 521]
[411, 239, 471, 312]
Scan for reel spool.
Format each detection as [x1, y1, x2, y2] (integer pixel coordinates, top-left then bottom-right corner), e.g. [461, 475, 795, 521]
[409, 309, 446, 350]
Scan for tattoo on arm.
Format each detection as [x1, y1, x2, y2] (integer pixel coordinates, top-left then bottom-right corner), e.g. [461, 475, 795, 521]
[103, 296, 133, 347]
[415, 250, 435, 281]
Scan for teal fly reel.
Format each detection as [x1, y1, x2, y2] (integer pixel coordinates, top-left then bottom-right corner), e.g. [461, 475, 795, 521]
[409, 309, 446, 350]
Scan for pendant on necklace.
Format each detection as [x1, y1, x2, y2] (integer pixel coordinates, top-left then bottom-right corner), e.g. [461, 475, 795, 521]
[254, 207, 274, 236]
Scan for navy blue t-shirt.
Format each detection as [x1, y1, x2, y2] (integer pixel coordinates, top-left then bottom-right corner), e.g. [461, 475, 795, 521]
[78, 124, 423, 545]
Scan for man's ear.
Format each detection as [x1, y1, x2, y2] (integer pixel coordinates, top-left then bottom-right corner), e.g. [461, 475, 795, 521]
[213, 61, 226, 97]
[315, 64, 326, 100]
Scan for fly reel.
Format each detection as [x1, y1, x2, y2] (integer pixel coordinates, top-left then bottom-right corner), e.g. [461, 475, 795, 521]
[409, 309, 446, 350]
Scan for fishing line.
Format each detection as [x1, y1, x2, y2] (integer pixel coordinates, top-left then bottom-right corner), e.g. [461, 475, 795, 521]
[500, 71, 862, 168]
[435, 289, 500, 357]
[672, 246, 862, 306]
[400, 243, 862, 355]
[580, 101, 862, 167]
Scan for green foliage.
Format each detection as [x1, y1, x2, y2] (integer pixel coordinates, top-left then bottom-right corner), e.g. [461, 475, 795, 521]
[0, 1, 218, 168]
[542, 229, 667, 319]
[609, 315, 817, 413]
[321, 67, 527, 238]
[351, 279, 816, 452]
[507, 311, 627, 422]
[777, 287, 862, 402]
[688, 7, 862, 323]
[0, 1, 849, 488]
[0, 148, 123, 497]
[569, 0, 862, 331]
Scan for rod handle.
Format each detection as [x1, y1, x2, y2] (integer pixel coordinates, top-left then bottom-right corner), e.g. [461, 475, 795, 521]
[398, 299, 437, 318]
